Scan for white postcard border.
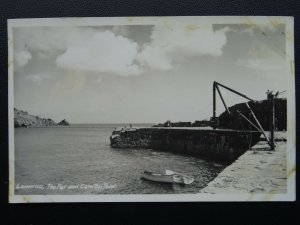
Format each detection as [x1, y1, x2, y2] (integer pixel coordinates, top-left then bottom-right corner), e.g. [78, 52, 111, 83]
[8, 16, 295, 203]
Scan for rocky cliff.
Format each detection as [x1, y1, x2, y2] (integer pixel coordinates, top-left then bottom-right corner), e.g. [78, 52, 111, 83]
[14, 108, 70, 128]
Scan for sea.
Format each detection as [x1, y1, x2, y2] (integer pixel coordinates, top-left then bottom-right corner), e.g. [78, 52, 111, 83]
[14, 124, 226, 195]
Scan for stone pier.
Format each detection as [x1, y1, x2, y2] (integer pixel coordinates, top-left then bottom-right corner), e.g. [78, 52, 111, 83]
[199, 132, 287, 194]
[110, 127, 261, 162]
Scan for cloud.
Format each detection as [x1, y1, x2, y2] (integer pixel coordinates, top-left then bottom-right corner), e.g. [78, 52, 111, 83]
[14, 50, 32, 68]
[57, 25, 229, 75]
[25, 73, 51, 84]
[14, 27, 99, 54]
[137, 25, 229, 71]
[56, 31, 141, 76]
[14, 25, 229, 76]
[235, 38, 286, 75]
[138, 46, 172, 70]
[236, 58, 285, 72]
[237, 23, 284, 37]
[112, 26, 130, 37]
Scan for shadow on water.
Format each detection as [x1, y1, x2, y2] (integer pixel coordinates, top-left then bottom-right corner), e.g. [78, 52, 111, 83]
[140, 178, 175, 192]
[140, 177, 201, 194]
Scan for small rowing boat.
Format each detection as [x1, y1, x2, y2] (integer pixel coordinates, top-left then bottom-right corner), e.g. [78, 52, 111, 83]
[141, 170, 174, 183]
[141, 170, 194, 185]
[166, 170, 195, 185]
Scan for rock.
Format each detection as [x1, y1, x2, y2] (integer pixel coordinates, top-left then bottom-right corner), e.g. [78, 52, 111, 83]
[14, 108, 69, 128]
[58, 119, 70, 126]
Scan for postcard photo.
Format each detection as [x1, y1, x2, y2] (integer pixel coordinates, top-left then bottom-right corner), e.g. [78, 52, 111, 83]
[8, 16, 295, 202]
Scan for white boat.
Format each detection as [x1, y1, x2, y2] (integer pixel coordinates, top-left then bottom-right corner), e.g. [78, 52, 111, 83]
[165, 170, 195, 185]
[141, 170, 194, 185]
[141, 170, 174, 183]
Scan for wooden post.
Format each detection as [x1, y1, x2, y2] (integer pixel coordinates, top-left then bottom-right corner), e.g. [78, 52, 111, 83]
[213, 82, 216, 130]
[270, 94, 275, 150]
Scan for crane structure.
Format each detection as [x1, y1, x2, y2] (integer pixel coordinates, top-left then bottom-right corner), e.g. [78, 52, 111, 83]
[211, 81, 276, 150]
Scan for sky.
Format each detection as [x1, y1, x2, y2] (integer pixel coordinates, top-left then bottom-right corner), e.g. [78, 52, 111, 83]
[13, 22, 288, 124]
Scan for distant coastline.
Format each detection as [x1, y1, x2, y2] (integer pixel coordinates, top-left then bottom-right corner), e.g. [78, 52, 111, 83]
[14, 108, 70, 128]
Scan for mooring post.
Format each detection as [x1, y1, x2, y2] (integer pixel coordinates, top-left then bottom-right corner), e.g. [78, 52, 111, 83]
[213, 82, 216, 129]
[266, 91, 275, 150]
[270, 94, 275, 150]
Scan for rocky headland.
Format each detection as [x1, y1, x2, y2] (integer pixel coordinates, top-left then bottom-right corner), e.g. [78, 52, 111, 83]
[14, 108, 70, 128]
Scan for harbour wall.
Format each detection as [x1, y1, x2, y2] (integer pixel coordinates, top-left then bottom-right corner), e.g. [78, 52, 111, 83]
[199, 132, 287, 195]
[110, 128, 261, 162]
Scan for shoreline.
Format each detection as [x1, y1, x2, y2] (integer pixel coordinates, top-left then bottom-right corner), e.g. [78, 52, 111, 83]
[200, 132, 287, 194]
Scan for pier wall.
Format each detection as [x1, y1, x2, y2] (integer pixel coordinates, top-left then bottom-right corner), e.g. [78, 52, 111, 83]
[110, 128, 261, 162]
[199, 134, 287, 195]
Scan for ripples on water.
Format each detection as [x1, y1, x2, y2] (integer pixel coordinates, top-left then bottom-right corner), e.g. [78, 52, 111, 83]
[15, 124, 226, 195]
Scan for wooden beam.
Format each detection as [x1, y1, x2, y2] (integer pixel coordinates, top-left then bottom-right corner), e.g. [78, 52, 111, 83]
[245, 102, 271, 146]
[215, 82, 253, 101]
[216, 85, 230, 115]
[237, 110, 263, 133]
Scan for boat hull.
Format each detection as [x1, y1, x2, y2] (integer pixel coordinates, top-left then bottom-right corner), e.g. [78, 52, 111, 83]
[141, 170, 195, 185]
[141, 172, 173, 183]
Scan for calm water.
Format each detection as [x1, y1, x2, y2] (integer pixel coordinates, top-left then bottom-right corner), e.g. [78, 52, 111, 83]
[15, 124, 226, 195]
